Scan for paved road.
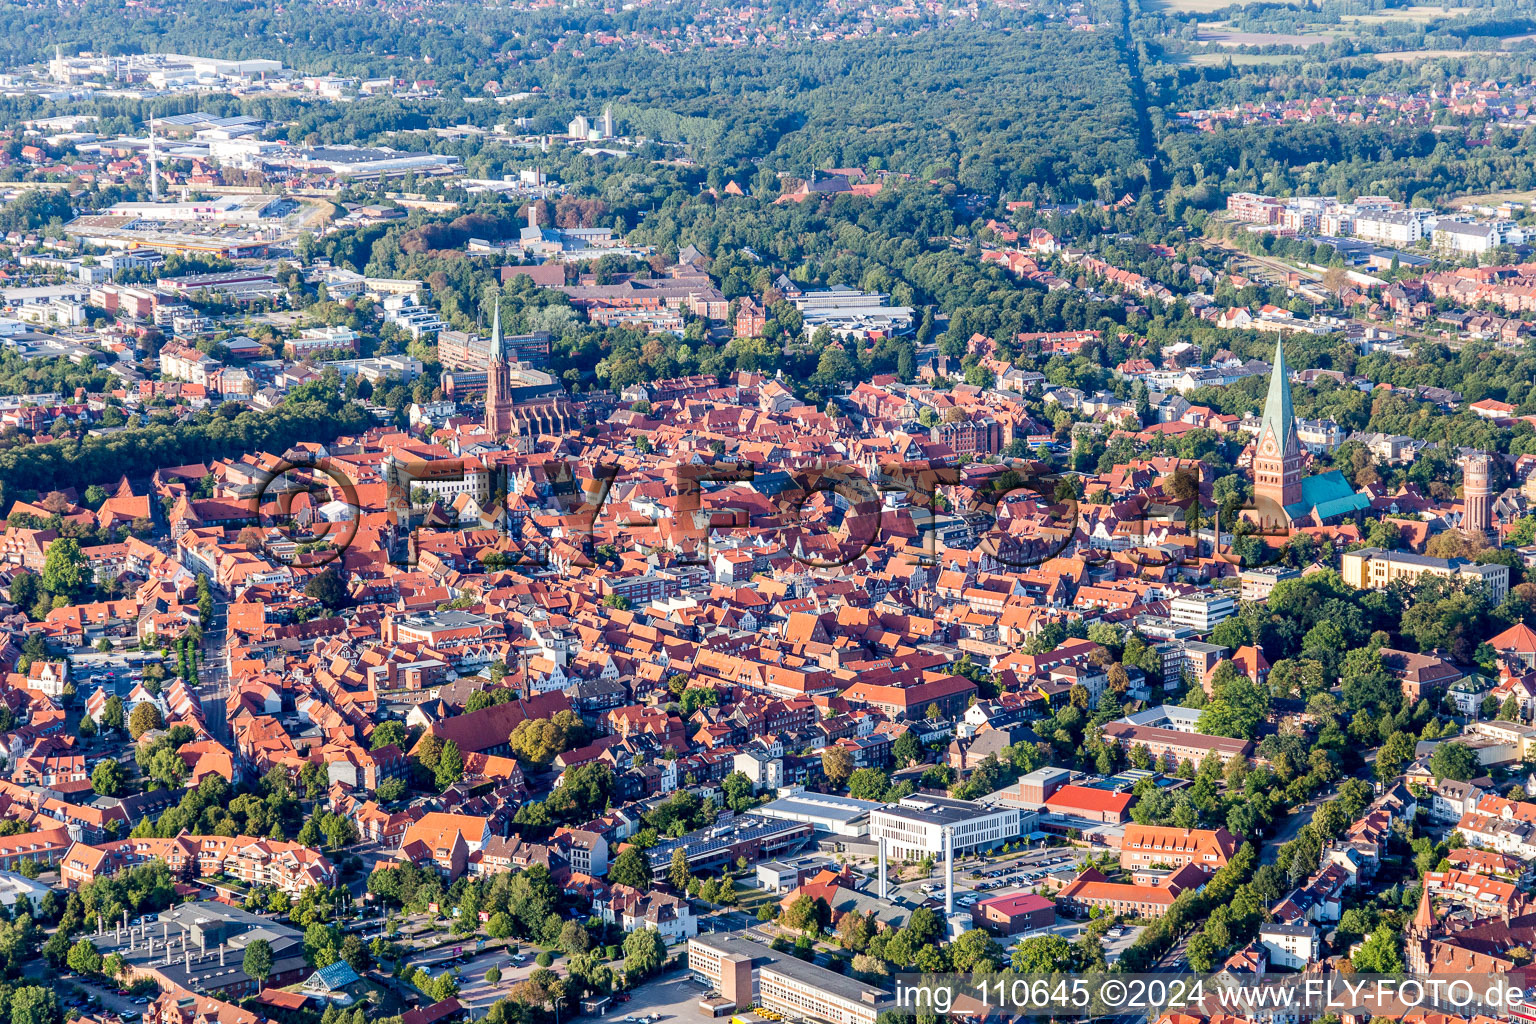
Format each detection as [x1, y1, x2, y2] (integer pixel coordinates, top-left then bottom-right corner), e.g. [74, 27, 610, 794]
[196, 595, 231, 741]
[1259, 785, 1333, 864]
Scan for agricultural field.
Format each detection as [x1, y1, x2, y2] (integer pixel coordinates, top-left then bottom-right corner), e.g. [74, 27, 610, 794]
[1448, 188, 1536, 208]
[1186, 51, 1299, 65]
[1195, 27, 1335, 45]
[1151, 0, 1274, 12]
[1372, 48, 1479, 59]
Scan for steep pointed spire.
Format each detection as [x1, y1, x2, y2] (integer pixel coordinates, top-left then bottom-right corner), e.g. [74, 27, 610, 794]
[1412, 882, 1434, 933]
[1259, 336, 1295, 451]
[488, 300, 504, 363]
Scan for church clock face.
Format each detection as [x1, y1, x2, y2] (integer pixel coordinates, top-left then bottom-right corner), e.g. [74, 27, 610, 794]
[1262, 435, 1278, 456]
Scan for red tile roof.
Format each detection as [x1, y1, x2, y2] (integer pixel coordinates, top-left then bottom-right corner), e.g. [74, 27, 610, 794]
[1042, 784, 1134, 816]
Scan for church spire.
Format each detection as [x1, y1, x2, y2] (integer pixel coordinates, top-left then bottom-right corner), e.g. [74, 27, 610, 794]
[1252, 336, 1304, 519]
[1260, 335, 1295, 453]
[1412, 882, 1434, 934]
[488, 299, 504, 364]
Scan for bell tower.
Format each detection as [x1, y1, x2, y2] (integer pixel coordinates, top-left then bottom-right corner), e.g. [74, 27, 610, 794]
[484, 301, 510, 438]
[1253, 337, 1303, 522]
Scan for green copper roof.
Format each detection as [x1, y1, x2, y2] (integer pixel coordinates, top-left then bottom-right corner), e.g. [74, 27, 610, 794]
[1285, 470, 1372, 522]
[1260, 336, 1295, 452]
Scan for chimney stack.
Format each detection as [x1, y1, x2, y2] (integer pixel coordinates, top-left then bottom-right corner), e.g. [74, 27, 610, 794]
[944, 826, 955, 918]
[877, 836, 888, 901]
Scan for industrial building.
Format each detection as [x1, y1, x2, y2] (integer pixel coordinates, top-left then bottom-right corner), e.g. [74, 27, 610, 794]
[755, 791, 883, 838]
[93, 901, 306, 999]
[645, 813, 813, 877]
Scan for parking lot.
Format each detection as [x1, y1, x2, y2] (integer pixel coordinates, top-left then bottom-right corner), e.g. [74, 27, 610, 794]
[407, 944, 569, 1014]
[607, 972, 714, 1024]
[887, 848, 1092, 910]
[60, 976, 154, 1022]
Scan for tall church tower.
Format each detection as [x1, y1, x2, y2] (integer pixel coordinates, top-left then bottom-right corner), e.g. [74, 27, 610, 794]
[1253, 337, 1303, 520]
[484, 302, 511, 438]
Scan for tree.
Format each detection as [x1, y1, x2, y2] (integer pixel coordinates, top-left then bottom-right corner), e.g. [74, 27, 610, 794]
[98, 695, 125, 731]
[1377, 731, 1418, 781]
[847, 767, 889, 801]
[305, 567, 347, 610]
[509, 710, 584, 766]
[622, 928, 666, 981]
[10, 987, 60, 1024]
[486, 965, 502, 985]
[304, 921, 341, 967]
[371, 720, 408, 750]
[721, 770, 755, 812]
[1321, 266, 1350, 297]
[129, 701, 165, 739]
[950, 929, 1003, 972]
[781, 894, 819, 932]
[41, 537, 88, 599]
[1351, 924, 1405, 973]
[435, 739, 464, 791]
[836, 910, 875, 952]
[609, 847, 652, 888]
[102, 952, 128, 983]
[67, 937, 102, 976]
[558, 920, 592, 955]
[822, 746, 854, 788]
[668, 847, 691, 890]
[243, 938, 274, 993]
[9, 569, 37, 612]
[1429, 741, 1479, 782]
[1186, 933, 1217, 973]
[1197, 670, 1270, 740]
[1011, 934, 1076, 973]
[893, 730, 923, 767]
[340, 934, 370, 973]
[91, 758, 126, 797]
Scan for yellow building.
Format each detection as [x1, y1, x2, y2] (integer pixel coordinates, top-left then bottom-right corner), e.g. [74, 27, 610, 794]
[1341, 547, 1508, 605]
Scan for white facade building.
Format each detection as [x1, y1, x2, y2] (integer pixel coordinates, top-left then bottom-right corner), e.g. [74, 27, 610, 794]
[868, 795, 1022, 859]
[1169, 592, 1236, 632]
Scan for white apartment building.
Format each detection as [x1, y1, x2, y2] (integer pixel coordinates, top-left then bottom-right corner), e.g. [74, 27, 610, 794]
[1169, 592, 1236, 632]
[1353, 209, 1435, 245]
[384, 454, 491, 507]
[1295, 417, 1348, 454]
[1433, 220, 1525, 255]
[1260, 923, 1320, 969]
